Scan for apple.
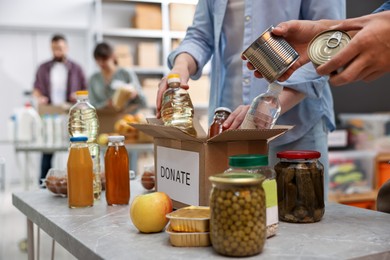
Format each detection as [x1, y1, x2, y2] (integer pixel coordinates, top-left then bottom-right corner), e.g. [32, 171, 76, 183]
[130, 192, 173, 233]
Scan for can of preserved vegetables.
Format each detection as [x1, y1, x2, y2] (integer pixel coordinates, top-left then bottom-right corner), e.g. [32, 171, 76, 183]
[209, 173, 266, 257]
[308, 30, 351, 68]
[274, 150, 325, 223]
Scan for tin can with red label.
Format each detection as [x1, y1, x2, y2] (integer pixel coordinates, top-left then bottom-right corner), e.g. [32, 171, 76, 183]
[308, 30, 351, 68]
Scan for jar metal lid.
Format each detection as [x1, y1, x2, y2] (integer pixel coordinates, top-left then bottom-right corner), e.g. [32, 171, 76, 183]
[214, 107, 232, 114]
[70, 136, 88, 142]
[108, 135, 125, 142]
[209, 172, 265, 185]
[229, 154, 268, 167]
[277, 150, 321, 159]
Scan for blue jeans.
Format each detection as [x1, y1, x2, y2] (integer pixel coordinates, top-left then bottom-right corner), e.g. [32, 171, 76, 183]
[268, 118, 329, 200]
[40, 153, 53, 186]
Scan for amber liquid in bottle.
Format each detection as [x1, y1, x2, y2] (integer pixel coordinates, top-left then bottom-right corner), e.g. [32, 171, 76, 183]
[105, 140, 130, 205]
[208, 108, 231, 138]
[67, 141, 94, 208]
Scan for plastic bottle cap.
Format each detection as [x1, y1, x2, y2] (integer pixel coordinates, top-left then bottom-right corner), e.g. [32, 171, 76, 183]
[214, 107, 232, 114]
[277, 150, 321, 159]
[108, 135, 125, 142]
[167, 74, 181, 85]
[229, 154, 268, 167]
[268, 82, 283, 94]
[70, 136, 88, 142]
[76, 90, 89, 96]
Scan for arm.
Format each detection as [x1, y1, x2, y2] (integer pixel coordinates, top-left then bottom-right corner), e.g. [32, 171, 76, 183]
[33, 65, 49, 104]
[88, 75, 109, 109]
[126, 69, 147, 109]
[156, 0, 214, 117]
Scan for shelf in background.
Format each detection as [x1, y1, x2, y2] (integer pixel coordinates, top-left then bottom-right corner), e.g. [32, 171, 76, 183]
[102, 0, 198, 4]
[102, 28, 164, 38]
[133, 66, 166, 74]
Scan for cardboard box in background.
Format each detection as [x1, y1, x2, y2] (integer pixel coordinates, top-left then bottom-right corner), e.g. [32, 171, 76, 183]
[133, 119, 290, 208]
[142, 78, 160, 109]
[114, 45, 133, 68]
[171, 39, 181, 51]
[188, 76, 210, 105]
[38, 104, 70, 115]
[169, 4, 196, 31]
[133, 3, 162, 30]
[137, 42, 160, 67]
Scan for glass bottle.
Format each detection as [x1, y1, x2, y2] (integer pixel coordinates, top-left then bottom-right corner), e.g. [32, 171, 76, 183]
[68, 90, 102, 200]
[224, 154, 278, 238]
[240, 82, 283, 129]
[209, 173, 266, 257]
[104, 135, 130, 205]
[208, 107, 231, 138]
[274, 150, 325, 223]
[161, 73, 197, 137]
[67, 136, 94, 208]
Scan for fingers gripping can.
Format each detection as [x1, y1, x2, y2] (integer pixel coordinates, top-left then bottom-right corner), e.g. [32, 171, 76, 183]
[242, 26, 300, 83]
[308, 30, 351, 68]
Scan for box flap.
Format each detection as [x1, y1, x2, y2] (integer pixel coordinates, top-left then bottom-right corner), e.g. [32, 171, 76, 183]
[207, 125, 293, 143]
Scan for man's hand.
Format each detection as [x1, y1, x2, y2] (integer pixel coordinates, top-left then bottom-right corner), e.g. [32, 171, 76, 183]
[317, 11, 390, 86]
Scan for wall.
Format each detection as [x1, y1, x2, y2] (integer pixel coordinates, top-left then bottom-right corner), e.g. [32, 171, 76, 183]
[332, 0, 390, 117]
[0, 0, 94, 185]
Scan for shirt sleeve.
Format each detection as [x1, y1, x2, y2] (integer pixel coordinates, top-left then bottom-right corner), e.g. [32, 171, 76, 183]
[88, 74, 107, 109]
[33, 65, 47, 95]
[374, 1, 390, 12]
[283, 0, 346, 98]
[167, 0, 214, 80]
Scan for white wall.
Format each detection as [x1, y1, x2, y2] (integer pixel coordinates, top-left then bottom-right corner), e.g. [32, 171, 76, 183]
[0, 0, 95, 186]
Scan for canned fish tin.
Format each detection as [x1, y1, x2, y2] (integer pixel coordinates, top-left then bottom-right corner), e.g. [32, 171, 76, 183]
[308, 30, 351, 67]
[242, 26, 299, 83]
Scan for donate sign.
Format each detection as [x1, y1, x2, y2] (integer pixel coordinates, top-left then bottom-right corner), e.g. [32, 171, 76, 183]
[156, 146, 200, 206]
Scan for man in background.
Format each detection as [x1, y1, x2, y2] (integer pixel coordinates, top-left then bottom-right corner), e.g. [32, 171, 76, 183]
[33, 34, 86, 184]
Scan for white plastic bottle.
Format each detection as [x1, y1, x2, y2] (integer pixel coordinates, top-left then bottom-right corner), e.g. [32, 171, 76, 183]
[16, 103, 43, 144]
[240, 82, 283, 129]
[53, 114, 64, 146]
[43, 114, 54, 146]
[7, 115, 16, 142]
[68, 90, 101, 200]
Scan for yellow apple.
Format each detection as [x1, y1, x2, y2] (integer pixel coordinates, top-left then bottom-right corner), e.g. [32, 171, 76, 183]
[130, 192, 173, 233]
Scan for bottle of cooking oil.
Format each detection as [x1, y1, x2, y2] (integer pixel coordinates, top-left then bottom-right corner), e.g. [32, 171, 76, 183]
[68, 90, 102, 200]
[161, 74, 197, 137]
[240, 82, 283, 129]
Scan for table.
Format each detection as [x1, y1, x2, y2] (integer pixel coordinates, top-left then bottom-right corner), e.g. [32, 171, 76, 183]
[13, 181, 390, 260]
[14, 143, 154, 189]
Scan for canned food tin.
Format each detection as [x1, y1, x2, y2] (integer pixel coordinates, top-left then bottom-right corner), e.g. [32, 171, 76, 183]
[242, 26, 299, 83]
[308, 30, 351, 67]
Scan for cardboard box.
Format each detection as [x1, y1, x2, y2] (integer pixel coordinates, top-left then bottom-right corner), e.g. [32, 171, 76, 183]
[169, 4, 196, 31]
[132, 119, 290, 208]
[38, 104, 70, 115]
[137, 42, 160, 67]
[114, 45, 133, 67]
[133, 3, 162, 30]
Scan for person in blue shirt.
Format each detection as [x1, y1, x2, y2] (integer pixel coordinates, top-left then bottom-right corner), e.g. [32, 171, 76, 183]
[156, 0, 345, 199]
[246, 1, 390, 86]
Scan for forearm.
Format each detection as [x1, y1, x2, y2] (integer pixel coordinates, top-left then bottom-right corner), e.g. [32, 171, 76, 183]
[172, 53, 198, 77]
[279, 88, 306, 115]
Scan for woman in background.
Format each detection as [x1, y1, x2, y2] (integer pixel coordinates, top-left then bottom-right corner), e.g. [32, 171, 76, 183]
[89, 42, 146, 112]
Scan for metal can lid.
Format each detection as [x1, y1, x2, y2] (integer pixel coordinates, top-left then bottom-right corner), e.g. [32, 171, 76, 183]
[209, 172, 265, 185]
[277, 150, 321, 159]
[214, 107, 232, 114]
[308, 30, 351, 66]
[229, 154, 268, 167]
[108, 135, 125, 142]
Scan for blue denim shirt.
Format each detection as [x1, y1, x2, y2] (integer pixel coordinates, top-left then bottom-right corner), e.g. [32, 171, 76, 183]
[374, 1, 390, 12]
[169, 0, 346, 146]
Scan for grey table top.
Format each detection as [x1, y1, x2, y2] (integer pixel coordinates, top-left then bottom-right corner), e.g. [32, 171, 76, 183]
[13, 180, 390, 260]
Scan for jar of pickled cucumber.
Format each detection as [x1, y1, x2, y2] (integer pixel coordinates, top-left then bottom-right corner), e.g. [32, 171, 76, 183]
[274, 150, 325, 223]
[209, 173, 266, 257]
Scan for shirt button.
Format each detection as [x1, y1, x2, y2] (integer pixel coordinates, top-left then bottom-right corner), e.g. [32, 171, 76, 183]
[245, 16, 251, 22]
[244, 78, 250, 84]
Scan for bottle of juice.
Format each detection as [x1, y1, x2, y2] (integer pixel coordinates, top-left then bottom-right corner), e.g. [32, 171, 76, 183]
[161, 73, 197, 137]
[67, 136, 94, 208]
[208, 107, 232, 138]
[104, 135, 130, 205]
[68, 90, 101, 200]
[240, 82, 283, 129]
